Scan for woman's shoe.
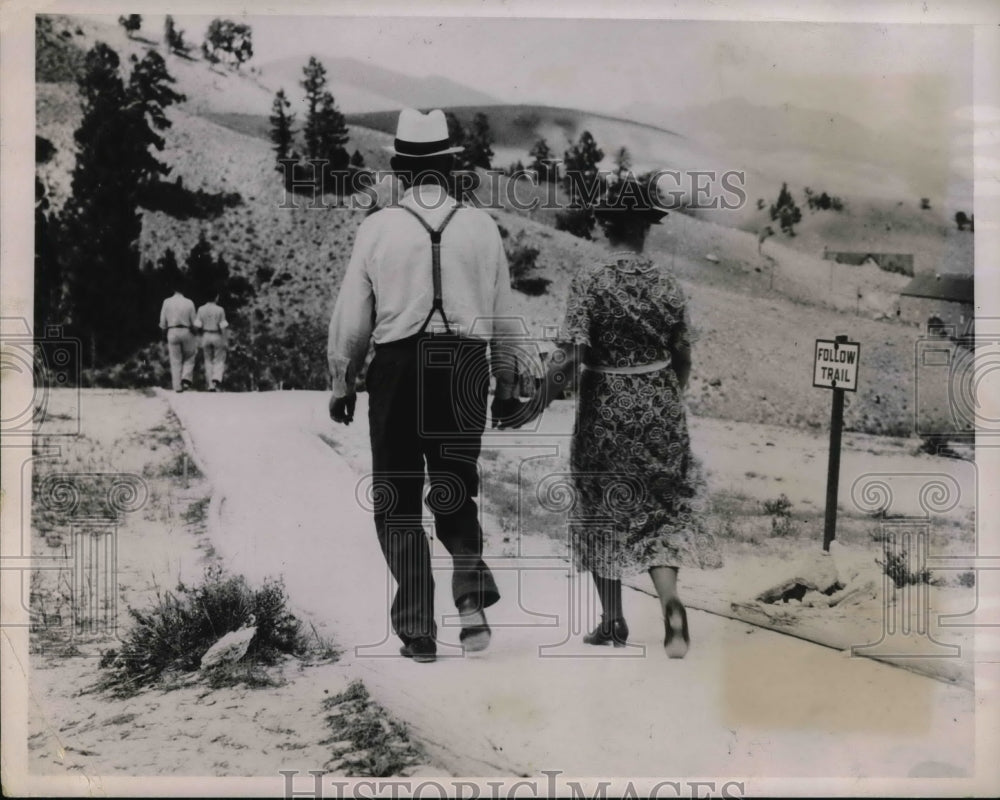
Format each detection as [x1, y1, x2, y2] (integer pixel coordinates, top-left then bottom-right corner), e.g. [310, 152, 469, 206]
[583, 616, 629, 647]
[663, 599, 690, 659]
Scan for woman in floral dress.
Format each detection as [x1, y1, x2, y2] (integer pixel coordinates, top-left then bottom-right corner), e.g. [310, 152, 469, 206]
[538, 179, 720, 658]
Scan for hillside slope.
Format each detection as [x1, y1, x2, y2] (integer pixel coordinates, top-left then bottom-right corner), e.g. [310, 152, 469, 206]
[35, 14, 932, 436]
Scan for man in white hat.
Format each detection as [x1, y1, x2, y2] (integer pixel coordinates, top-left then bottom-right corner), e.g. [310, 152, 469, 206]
[327, 108, 523, 663]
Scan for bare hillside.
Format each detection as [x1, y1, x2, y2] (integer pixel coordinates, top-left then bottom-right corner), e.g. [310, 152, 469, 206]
[35, 14, 937, 437]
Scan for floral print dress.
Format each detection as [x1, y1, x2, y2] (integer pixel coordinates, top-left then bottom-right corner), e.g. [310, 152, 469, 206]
[563, 252, 721, 578]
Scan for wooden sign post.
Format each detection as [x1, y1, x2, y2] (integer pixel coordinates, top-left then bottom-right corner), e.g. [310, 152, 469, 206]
[813, 335, 860, 551]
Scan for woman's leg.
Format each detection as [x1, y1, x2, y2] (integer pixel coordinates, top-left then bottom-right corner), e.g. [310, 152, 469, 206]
[650, 566, 689, 658]
[649, 565, 679, 605]
[592, 571, 623, 621]
[583, 571, 629, 646]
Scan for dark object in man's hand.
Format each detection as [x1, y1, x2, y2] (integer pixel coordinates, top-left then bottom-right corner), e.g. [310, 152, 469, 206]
[491, 395, 536, 429]
[329, 392, 357, 425]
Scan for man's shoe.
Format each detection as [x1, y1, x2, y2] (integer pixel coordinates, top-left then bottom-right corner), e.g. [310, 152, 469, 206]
[399, 637, 437, 663]
[181, 380, 193, 391]
[458, 601, 491, 653]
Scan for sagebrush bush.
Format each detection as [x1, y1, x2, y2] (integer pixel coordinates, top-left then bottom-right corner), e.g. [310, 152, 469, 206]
[99, 566, 307, 695]
[762, 493, 797, 538]
[762, 493, 792, 517]
[876, 548, 932, 588]
[505, 231, 551, 296]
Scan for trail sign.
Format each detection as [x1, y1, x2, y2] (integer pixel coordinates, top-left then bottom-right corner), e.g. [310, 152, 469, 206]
[813, 339, 860, 391]
[813, 335, 859, 551]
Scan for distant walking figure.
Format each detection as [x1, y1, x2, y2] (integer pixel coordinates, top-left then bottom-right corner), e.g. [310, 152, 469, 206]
[159, 284, 197, 393]
[530, 177, 721, 658]
[327, 108, 522, 664]
[196, 295, 229, 391]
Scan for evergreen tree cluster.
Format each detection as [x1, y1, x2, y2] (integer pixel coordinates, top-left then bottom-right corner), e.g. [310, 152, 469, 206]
[202, 18, 253, 69]
[42, 43, 186, 365]
[528, 137, 558, 183]
[163, 15, 189, 56]
[442, 111, 494, 171]
[118, 15, 141, 38]
[804, 186, 843, 212]
[269, 56, 357, 194]
[769, 182, 802, 236]
[555, 130, 606, 240]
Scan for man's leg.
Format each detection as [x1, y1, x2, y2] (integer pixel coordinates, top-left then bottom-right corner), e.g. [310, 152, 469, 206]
[367, 345, 436, 644]
[422, 339, 499, 613]
[166, 332, 183, 392]
[180, 332, 197, 386]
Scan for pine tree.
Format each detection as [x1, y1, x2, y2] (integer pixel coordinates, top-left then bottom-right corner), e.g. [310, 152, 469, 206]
[118, 14, 141, 38]
[350, 149, 365, 169]
[466, 112, 494, 170]
[529, 137, 556, 183]
[300, 56, 328, 160]
[562, 131, 605, 206]
[768, 182, 802, 236]
[269, 89, 295, 171]
[613, 146, 632, 181]
[202, 19, 252, 68]
[60, 43, 184, 365]
[164, 15, 187, 55]
[186, 233, 229, 303]
[315, 91, 350, 172]
[126, 51, 185, 181]
[444, 112, 472, 170]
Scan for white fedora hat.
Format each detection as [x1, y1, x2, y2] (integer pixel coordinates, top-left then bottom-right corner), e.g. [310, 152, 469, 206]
[385, 108, 465, 157]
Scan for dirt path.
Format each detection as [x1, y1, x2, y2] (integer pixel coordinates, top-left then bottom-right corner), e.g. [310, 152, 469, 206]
[166, 389, 974, 779]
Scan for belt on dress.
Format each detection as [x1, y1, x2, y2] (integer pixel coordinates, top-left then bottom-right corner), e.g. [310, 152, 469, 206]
[200, 329, 222, 333]
[167, 325, 190, 329]
[583, 357, 671, 375]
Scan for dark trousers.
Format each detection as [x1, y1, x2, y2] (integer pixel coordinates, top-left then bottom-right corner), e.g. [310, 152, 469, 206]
[367, 333, 500, 642]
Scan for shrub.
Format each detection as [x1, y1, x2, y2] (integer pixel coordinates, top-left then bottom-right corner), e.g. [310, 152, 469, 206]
[762, 493, 792, 517]
[138, 180, 243, 220]
[505, 231, 551, 296]
[762, 493, 797, 537]
[876, 547, 932, 588]
[322, 681, 425, 777]
[554, 205, 596, 240]
[98, 566, 308, 696]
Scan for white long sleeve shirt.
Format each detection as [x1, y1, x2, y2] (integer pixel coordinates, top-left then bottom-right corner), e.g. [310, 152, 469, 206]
[159, 293, 196, 329]
[327, 184, 521, 395]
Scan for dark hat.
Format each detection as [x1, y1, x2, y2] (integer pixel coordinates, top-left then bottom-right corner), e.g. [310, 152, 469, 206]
[594, 178, 668, 224]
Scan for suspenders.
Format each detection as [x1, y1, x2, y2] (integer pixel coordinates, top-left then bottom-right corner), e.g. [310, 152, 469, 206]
[401, 204, 461, 335]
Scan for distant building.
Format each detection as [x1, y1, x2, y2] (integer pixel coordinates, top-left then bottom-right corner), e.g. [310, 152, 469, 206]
[822, 250, 915, 277]
[899, 273, 974, 332]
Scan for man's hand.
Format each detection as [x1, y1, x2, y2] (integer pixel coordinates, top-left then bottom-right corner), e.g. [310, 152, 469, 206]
[490, 395, 542, 430]
[329, 392, 357, 425]
[490, 395, 519, 429]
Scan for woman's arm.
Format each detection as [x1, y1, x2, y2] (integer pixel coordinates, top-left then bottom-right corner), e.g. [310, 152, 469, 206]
[671, 340, 691, 393]
[669, 313, 692, 393]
